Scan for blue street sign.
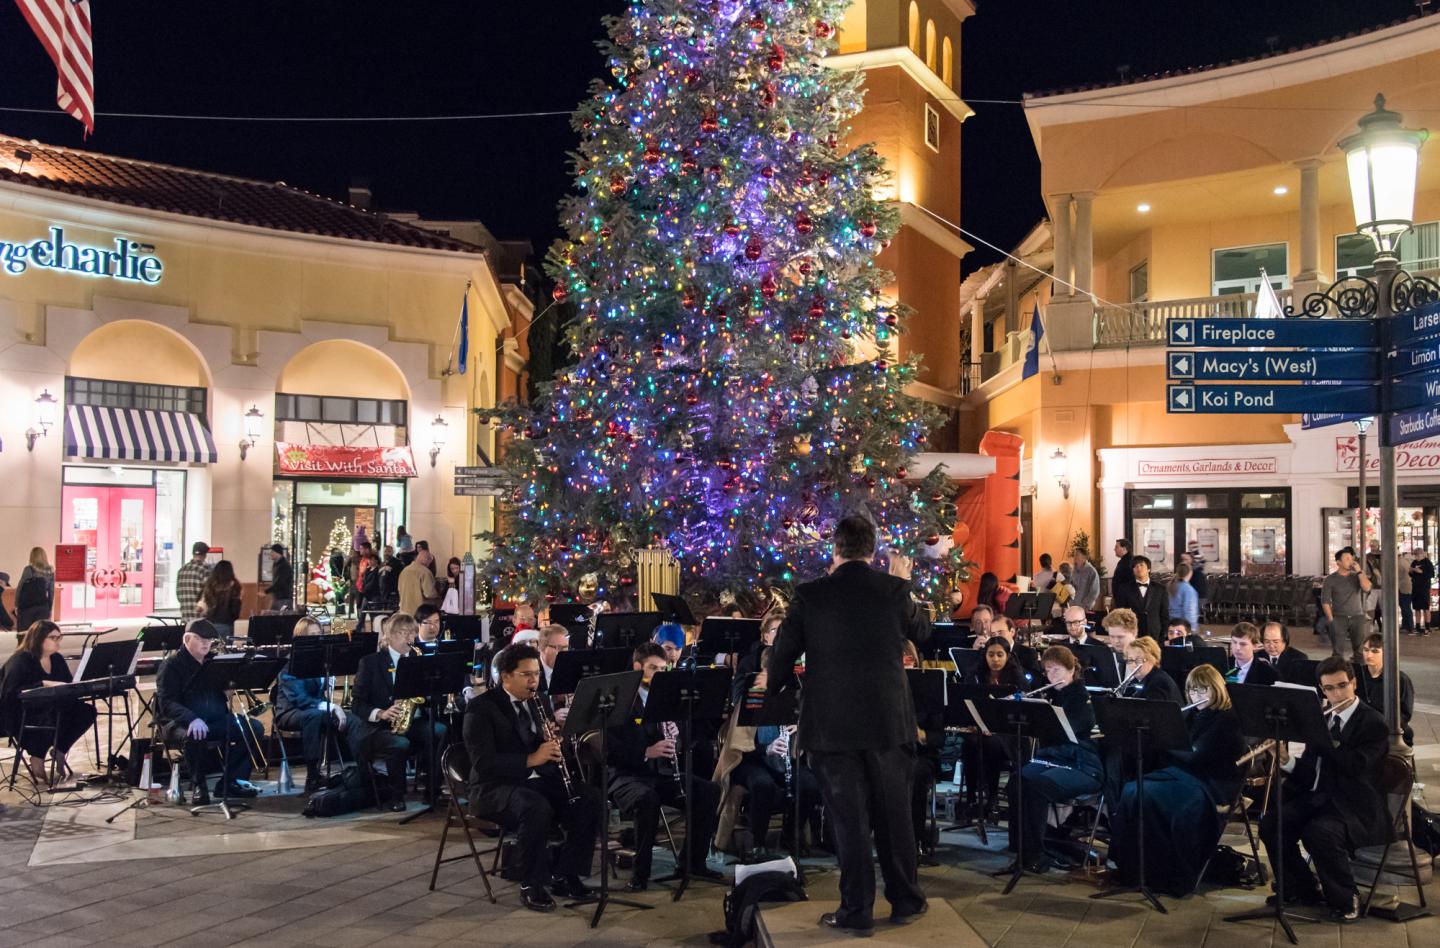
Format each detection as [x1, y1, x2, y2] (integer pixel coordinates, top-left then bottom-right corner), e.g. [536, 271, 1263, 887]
[1165, 383, 1379, 414]
[1167, 317, 1378, 349]
[1390, 366, 1440, 413]
[1386, 335, 1440, 379]
[1387, 302, 1440, 350]
[1166, 349, 1377, 381]
[1302, 413, 1370, 430]
[1388, 406, 1440, 446]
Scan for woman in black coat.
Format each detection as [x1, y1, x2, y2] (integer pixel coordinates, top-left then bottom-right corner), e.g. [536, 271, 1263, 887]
[0, 621, 97, 782]
[1108, 665, 1248, 896]
[961, 637, 1031, 820]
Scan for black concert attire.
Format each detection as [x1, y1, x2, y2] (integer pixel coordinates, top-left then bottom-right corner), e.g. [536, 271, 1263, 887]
[1259, 697, 1389, 911]
[1354, 663, 1415, 746]
[1102, 664, 1184, 804]
[0, 651, 96, 758]
[350, 647, 446, 801]
[910, 684, 946, 857]
[1116, 581, 1169, 641]
[1226, 657, 1278, 686]
[606, 692, 722, 883]
[1119, 665, 1183, 705]
[275, 662, 359, 787]
[1112, 552, 1136, 603]
[267, 556, 293, 610]
[1266, 645, 1311, 683]
[1109, 704, 1247, 895]
[961, 662, 1026, 814]
[155, 648, 261, 788]
[464, 685, 600, 889]
[1007, 679, 1103, 867]
[767, 560, 930, 929]
[731, 643, 765, 708]
[728, 725, 822, 853]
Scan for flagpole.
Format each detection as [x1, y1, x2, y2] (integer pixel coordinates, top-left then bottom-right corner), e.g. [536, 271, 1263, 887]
[441, 280, 472, 377]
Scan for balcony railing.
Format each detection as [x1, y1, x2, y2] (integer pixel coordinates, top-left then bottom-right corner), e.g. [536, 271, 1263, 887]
[1093, 289, 1293, 348]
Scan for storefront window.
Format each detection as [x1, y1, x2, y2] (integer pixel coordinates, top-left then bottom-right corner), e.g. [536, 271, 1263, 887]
[1185, 518, 1229, 571]
[381, 482, 406, 549]
[296, 481, 381, 507]
[1133, 518, 1175, 569]
[1185, 493, 1229, 511]
[1240, 517, 1287, 576]
[153, 470, 187, 610]
[1241, 492, 1287, 510]
[1127, 487, 1291, 575]
[1131, 493, 1175, 511]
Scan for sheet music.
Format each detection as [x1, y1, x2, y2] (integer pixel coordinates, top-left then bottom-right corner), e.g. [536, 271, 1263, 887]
[72, 647, 93, 683]
[1019, 698, 1078, 743]
[963, 698, 992, 736]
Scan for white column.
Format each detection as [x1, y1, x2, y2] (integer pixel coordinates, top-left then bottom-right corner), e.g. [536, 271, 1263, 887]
[1296, 159, 1323, 282]
[1073, 191, 1094, 298]
[1051, 194, 1073, 298]
[969, 296, 985, 368]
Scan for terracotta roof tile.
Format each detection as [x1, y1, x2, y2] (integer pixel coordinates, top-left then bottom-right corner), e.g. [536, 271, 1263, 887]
[0, 132, 482, 254]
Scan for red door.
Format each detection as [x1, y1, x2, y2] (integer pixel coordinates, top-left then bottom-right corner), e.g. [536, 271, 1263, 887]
[59, 484, 156, 620]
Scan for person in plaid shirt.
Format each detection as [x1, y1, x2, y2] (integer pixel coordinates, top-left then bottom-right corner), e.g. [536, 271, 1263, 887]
[175, 542, 211, 619]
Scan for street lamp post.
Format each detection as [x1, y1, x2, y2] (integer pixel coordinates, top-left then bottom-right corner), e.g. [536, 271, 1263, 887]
[1353, 417, 1370, 560]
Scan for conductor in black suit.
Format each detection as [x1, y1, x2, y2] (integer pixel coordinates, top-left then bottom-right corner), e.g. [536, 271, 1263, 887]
[1114, 555, 1168, 640]
[767, 515, 931, 934]
[464, 644, 599, 913]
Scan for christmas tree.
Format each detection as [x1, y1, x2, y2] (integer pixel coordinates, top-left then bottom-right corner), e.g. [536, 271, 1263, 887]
[483, 0, 962, 606]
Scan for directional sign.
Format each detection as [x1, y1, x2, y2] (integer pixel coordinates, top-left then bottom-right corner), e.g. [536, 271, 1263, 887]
[1302, 413, 1370, 430]
[454, 485, 508, 497]
[1390, 366, 1440, 413]
[1166, 349, 1377, 381]
[1387, 302, 1440, 349]
[1167, 317, 1378, 349]
[1166, 383, 1379, 414]
[1388, 406, 1440, 447]
[1386, 336, 1440, 379]
[454, 466, 493, 476]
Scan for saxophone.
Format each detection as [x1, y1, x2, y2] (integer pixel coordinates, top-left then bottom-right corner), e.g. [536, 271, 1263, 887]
[392, 696, 424, 734]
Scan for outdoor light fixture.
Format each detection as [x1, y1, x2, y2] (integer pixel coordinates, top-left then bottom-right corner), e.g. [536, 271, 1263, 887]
[1136, 203, 1151, 213]
[1340, 94, 1426, 255]
[1273, 186, 1289, 196]
[238, 405, 264, 461]
[25, 389, 57, 451]
[1049, 447, 1071, 499]
[429, 414, 448, 467]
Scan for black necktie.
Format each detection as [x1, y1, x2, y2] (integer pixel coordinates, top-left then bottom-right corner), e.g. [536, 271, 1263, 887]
[1331, 714, 1344, 743]
[515, 700, 536, 747]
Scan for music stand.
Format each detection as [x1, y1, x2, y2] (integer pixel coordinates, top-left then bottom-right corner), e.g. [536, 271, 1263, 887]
[187, 656, 262, 820]
[392, 651, 469, 824]
[921, 623, 973, 661]
[1005, 592, 1057, 632]
[1071, 642, 1123, 689]
[289, 634, 375, 778]
[947, 646, 986, 681]
[246, 614, 297, 647]
[594, 611, 663, 651]
[943, 680, 1018, 843]
[1160, 645, 1229, 682]
[971, 698, 1077, 894]
[1090, 697, 1193, 914]
[548, 604, 592, 646]
[737, 682, 808, 875]
[1222, 683, 1332, 944]
[1278, 658, 1319, 687]
[560, 670, 649, 928]
[695, 617, 761, 664]
[549, 648, 631, 696]
[651, 594, 698, 627]
[643, 666, 733, 901]
[440, 613, 485, 643]
[73, 639, 143, 776]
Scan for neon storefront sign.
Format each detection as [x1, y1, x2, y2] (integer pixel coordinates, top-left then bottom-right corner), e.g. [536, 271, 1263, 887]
[0, 226, 163, 284]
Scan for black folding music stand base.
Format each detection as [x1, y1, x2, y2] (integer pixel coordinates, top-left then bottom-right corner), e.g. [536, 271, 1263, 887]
[561, 670, 649, 928]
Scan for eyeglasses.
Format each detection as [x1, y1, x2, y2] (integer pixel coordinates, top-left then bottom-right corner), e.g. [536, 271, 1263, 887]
[1320, 682, 1354, 694]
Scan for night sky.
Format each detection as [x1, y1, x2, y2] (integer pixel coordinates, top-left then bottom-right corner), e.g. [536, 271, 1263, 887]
[0, 1, 1424, 276]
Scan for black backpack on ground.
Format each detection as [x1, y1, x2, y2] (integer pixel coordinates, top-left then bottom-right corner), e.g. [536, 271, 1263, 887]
[302, 765, 376, 818]
[708, 870, 808, 947]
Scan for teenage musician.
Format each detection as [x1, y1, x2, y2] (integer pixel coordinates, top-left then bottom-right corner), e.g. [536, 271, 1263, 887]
[351, 613, 446, 811]
[1258, 656, 1388, 922]
[1004, 646, 1103, 875]
[1165, 617, 1201, 648]
[1108, 665, 1247, 896]
[983, 615, 1040, 675]
[1098, 608, 1139, 686]
[0, 621, 98, 784]
[1354, 632, 1414, 747]
[464, 644, 599, 912]
[1225, 623, 1278, 686]
[607, 643, 723, 891]
[274, 615, 359, 793]
[960, 637, 1025, 820]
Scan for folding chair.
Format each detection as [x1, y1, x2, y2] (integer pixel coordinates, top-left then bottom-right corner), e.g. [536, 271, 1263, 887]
[428, 743, 500, 901]
[1353, 755, 1432, 917]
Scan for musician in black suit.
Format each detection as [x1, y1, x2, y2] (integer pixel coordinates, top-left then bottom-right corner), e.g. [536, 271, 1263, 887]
[902, 640, 945, 866]
[274, 615, 359, 793]
[1225, 623, 1278, 686]
[464, 643, 599, 913]
[607, 643, 723, 891]
[767, 516, 931, 934]
[350, 613, 446, 811]
[1259, 656, 1389, 922]
[154, 619, 262, 803]
[0, 621, 97, 784]
[986, 616, 1041, 675]
[1165, 617, 1202, 648]
[1114, 555, 1168, 640]
[1260, 621, 1311, 684]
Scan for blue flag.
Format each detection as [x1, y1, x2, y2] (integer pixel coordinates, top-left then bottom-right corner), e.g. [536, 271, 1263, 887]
[1022, 303, 1044, 379]
[457, 292, 469, 375]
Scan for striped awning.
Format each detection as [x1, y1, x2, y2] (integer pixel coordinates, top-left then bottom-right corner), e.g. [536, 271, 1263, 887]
[64, 405, 218, 464]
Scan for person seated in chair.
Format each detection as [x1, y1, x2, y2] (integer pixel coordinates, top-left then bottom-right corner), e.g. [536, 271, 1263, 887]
[1353, 633, 1414, 746]
[351, 613, 446, 811]
[607, 643, 724, 891]
[464, 644, 599, 913]
[1260, 621, 1310, 684]
[1164, 617, 1202, 648]
[154, 619, 263, 803]
[275, 615, 360, 793]
[1225, 623, 1278, 686]
[0, 621, 98, 785]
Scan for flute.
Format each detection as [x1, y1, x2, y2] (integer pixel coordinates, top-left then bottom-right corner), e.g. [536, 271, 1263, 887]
[1181, 697, 1210, 712]
[1322, 695, 1358, 719]
[1236, 738, 1277, 766]
[1111, 665, 1140, 695]
[1019, 681, 1058, 698]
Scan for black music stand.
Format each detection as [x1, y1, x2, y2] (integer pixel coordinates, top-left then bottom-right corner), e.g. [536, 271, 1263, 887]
[1005, 592, 1057, 632]
[246, 614, 297, 648]
[1071, 642, 1123, 689]
[1090, 697, 1192, 914]
[972, 698, 1076, 894]
[1222, 684, 1332, 945]
[440, 613, 485, 643]
[1277, 658, 1320, 687]
[1160, 645, 1228, 682]
[695, 617, 760, 665]
[922, 623, 974, 661]
[644, 666, 733, 901]
[289, 634, 375, 779]
[75, 639, 142, 777]
[943, 679, 1019, 843]
[737, 681, 807, 875]
[652, 594, 698, 627]
[549, 648, 631, 696]
[548, 604, 592, 646]
[560, 670, 648, 928]
[392, 651, 468, 824]
[187, 656, 264, 820]
[947, 646, 986, 681]
[594, 612, 663, 651]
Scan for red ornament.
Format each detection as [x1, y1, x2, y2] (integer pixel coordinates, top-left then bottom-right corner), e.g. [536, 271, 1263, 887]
[701, 109, 719, 133]
[760, 83, 776, 109]
[684, 69, 701, 87]
[551, 285, 567, 302]
[926, 532, 941, 545]
[707, 164, 722, 177]
[609, 174, 625, 196]
[798, 260, 812, 276]
[760, 165, 775, 178]
[642, 141, 661, 164]
[767, 44, 785, 71]
[896, 467, 908, 479]
[652, 341, 665, 358]
[760, 273, 777, 299]
[808, 296, 825, 320]
[864, 475, 878, 489]
[604, 420, 622, 440]
[599, 225, 612, 239]
[745, 236, 764, 261]
[795, 212, 813, 235]
[790, 327, 806, 344]
[723, 217, 741, 236]
[798, 166, 813, 187]
[816, 20, 834, 38]
[885, 312, 898, 327]
[681, 151, 698, 173]
[860, 220, 878, 238]
[682, 286, 698, 309]
[749, 14, 765, 30]
[782, 517, 795, 529]
[875, 359, 888, 371]
[684, 387, 699, 406]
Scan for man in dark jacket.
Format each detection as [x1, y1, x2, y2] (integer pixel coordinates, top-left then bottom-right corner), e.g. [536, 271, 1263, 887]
[267, 544, 294, 611]
[1261, 621, 1312, 685]
[1111, 539, 1136, 606]
[767, 515, 931, 934]
[1259, 656, 1389, 921]
[464, 644, 599, 913]
[1115, 555, 1168, 640]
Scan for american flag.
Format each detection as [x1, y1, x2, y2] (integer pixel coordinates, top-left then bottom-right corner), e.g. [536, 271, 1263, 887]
[14, 0, 94, 135]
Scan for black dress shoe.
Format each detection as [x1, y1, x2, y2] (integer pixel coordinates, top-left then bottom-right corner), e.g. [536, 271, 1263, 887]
[519, 885, 555, 913]
[191, 785, 211, 807]
[819, 913, 873, 937]
[550, 876, 592, 899]
[213, 780, 260, 799]
[625, 877, 649, 892]
[388, 799, 408, 812]
[1329, 893, 1361, 923]
[890, 902, 929, 925]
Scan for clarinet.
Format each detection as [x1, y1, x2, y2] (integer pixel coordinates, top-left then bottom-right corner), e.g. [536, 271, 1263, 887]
[660, 720, 683, 787]
[529, 693, 583, 802]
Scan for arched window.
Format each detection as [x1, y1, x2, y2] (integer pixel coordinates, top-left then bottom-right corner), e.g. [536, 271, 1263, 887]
[908, 2, 920, 54]
[925, 20, 937, 71]
[942, 36, 954, 87]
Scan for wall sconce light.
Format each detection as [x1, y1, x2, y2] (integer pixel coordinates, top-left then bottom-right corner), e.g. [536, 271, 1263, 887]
[429, 414, 448, 468]
[238, 405, 265, 461]
[25, 389, 57, 451]
[1049, 447, 1071, 499]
